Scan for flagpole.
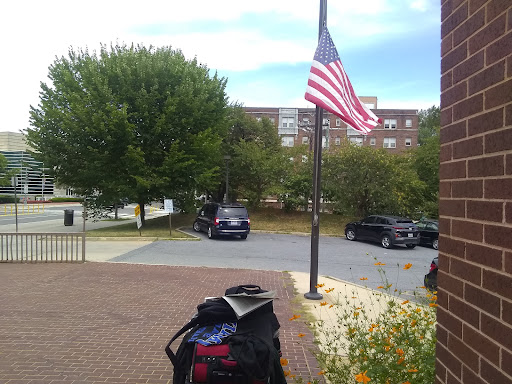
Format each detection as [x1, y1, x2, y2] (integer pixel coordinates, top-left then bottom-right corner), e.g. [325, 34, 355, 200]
[304, 0, 327, 301]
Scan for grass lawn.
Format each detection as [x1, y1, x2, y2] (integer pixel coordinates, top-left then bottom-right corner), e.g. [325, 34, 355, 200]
[87, 207, 354, 239]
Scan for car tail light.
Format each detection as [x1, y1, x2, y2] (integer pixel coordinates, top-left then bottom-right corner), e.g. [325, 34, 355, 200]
[248, 218, 251, 226]
[429, 262, 437, 272]
[214, 217, 219, 225]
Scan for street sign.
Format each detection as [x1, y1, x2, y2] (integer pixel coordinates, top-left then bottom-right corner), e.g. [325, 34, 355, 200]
[164, 199, 174, 213]
[136, 215, 142, 229]
[134, 205, 140, 217]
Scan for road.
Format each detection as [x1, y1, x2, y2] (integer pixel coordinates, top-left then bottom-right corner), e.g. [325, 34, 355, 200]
[0, 204, 438, 297]
[111, 230, 437, 297]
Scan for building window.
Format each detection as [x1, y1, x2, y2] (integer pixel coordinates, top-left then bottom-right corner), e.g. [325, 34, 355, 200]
[282, 117, 295, 128]
[370, 137, 376, 146]
[405, 119, 412, 127]
[383, 138, 396, 148]
[335, 136, 341, 145]
[350, 137, 363, 146]
[336, 119, 341, 127]
[281, 136, 294, 147]
[323, 118, 330, 126]
[384, 119, 397, 129]
[302, 117, 310, 124]
[405, 137, 412, 146]
[302, 136, 309, 145]
[270, 117, 275, 124]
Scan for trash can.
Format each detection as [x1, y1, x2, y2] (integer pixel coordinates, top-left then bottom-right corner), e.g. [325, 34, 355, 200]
[64, 209, 74, 226]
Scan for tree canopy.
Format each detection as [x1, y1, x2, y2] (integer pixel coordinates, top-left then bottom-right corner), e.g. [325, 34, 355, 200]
[27, 44, 229, 219]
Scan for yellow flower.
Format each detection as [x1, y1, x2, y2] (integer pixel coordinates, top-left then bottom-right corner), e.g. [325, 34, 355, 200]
[325, 288, 334, 293]
[415, 308, 422, 313]
[320, 301, 328, 306]
[411, 320, 417, 327]
[280, 358, 288, 366]
[297, 333, 305, 338]
[289, 314, 301, 321]
[355, 370, 371, 383]
[431, 295, 438, 301]
[289, 374, 296, 378]
[360, 277, 368, 281]
[403, 263, 413, 270]
[352, 296, 357, 299]
[354, 312, 360, 317]
[401, 300, 410, 305]
[315, 283, 325, 288]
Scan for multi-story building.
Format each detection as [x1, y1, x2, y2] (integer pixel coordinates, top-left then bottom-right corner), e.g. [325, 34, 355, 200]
[244, 97, 419, 152]
[0, 131, 56, 199]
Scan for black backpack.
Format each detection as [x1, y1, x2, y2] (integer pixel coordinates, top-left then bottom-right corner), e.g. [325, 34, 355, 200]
[164, 285, 286, 384]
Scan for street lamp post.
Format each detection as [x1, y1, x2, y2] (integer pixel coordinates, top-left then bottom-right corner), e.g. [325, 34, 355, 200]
[223, 155, 231, 203]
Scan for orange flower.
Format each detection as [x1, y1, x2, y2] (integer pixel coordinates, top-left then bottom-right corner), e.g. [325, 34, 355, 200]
[403, 263, 413, 270]
[289, 314, 301, 321]
[315, 283, 325, 288]
[289, 374, 296, 378]
[355, 370, 371, 383]
[360, 277, 368, 281]
[320, 301, 328, 306]
[429, 303, 438, 307]
[329, 304, 334, 308]
[408, 369, 418, 372]
[401, 300, 410, 305]
[374, 262, 386, 266]
[318, 370, 325, 375]
[377, 286, 384, 289]
[297, 333, 305, 338]
[402, 382, 411, 384]
[283, 369, 291, 377]
[411, 320, 417, 327]
[325, 288, 334, 293]
[396, 348, 404, 356]
[384, 345, 391, 351]
[280, 358, 288, 366]
[397, 357, 405, 365]
[354, 312, 360, 317]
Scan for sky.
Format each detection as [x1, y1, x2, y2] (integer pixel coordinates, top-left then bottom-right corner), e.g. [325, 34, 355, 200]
[0, 0, 440, 133]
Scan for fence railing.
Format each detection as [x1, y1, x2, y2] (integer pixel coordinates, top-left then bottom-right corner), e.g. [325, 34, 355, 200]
[0, 233, 85, 263]
[0, 204, 46, 216]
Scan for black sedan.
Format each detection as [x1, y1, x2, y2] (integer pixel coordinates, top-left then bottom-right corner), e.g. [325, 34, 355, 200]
[416, 219, 439, 250]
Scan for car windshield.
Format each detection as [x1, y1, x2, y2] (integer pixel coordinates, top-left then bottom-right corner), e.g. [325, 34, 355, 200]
[218, 208, 248, 218]
[396, 219, 413, 223]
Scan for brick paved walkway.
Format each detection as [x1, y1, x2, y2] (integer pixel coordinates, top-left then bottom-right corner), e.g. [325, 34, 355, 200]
[0, 263, 320, 383]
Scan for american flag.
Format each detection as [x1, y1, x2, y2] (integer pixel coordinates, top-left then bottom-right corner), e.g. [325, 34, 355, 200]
[305, 27, 380, 135]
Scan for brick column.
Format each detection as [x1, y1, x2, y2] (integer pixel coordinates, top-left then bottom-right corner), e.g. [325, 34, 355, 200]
[438, 1, 512, 383]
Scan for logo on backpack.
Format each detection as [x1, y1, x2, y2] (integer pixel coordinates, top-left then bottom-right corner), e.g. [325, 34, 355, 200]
[188, 322, 238, 346]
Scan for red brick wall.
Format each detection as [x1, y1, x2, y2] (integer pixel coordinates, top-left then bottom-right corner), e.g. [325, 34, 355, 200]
[438, 1, 512, 383]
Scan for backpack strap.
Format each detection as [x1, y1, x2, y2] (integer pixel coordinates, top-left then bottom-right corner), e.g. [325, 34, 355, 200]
[164, 318, 199, 367]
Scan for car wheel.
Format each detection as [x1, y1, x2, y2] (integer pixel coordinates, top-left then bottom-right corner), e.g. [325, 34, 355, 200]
[240, 234, 248, 240]
[433, 239, 439, 250]
[207, 226, 215, 239]
[345, 228, 357, 241]
[406, 244, 416, 249]
[193, 221, 201, 232]
[381, 234, 393, 249]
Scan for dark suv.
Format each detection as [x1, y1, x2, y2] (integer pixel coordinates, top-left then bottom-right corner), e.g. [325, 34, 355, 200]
[193, 202, 250, 239]
[345, 215, 420, 249]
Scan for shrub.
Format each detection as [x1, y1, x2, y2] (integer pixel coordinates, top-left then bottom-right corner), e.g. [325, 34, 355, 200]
[0, 195, 18, 203]
[50, 197, 84, 202]
[289, 259, 437, 384]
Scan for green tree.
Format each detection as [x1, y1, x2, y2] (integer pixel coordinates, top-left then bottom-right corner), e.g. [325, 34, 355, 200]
[278, 146, 313, 212]
[322, 143, 425, 218]
[418, 105, 440, 145]
[411, 106, 440, 218]
[27, 44, 228, 222]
